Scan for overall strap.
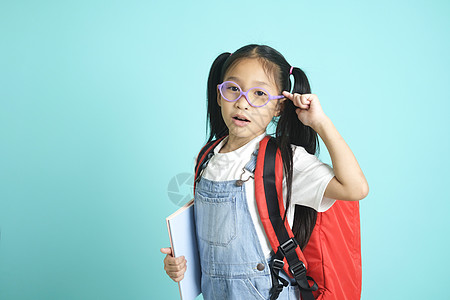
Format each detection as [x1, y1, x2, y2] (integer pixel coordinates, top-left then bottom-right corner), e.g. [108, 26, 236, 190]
[254, 136, 317, 300]
[193, 136, 227, 193]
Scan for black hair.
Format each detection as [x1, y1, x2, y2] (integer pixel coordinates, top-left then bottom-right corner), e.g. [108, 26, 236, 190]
[205, 44, 319, 249]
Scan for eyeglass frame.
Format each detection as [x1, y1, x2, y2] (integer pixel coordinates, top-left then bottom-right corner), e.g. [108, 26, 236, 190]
[217, 81, 285, 108]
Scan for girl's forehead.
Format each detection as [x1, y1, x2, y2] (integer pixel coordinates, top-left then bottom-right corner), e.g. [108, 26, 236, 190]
[224, 58, 278, 88]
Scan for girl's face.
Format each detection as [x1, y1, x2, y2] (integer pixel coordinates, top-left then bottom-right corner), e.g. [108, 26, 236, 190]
[217, 58, 284, 145]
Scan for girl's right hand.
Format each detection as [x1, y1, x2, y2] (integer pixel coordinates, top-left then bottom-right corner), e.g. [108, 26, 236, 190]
[160, 247, 187, 282]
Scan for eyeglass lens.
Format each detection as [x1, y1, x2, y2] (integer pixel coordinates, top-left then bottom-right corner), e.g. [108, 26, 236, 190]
[221, 82, 269, 107]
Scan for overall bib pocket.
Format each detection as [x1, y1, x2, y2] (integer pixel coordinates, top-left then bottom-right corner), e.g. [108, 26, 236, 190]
[195, 192, 237, 246]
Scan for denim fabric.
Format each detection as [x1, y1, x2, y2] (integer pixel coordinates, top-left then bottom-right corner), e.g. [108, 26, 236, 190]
[194, 173, 300, 300]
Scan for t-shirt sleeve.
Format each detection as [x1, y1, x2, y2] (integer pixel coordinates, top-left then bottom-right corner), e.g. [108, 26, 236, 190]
[290, 145, 336, 212]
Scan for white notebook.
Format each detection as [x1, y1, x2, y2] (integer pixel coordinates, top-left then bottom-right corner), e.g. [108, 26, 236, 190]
[166, 199, 201, 300]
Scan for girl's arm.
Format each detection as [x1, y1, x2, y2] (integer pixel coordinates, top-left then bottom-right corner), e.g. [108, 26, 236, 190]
[282, 91, 369, 201]
[313, 116, 369, 201]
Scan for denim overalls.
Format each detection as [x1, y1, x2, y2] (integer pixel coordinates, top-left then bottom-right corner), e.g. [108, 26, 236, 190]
[194, 151, 300, 300]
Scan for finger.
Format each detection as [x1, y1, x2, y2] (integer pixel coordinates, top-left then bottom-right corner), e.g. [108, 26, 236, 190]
[300, 94, 311, 106]
[172, 273, 185, 283]
[174, 265, 187, 277]
[168, 265, 187, 281]
[283, 91, 310, 110]
[293, 94, 309, 109]
[165, 258, 187, 271]
[160, 247, 173, 256]
[175, 256, 186, 264]
[166, 255, 185, 265]
[165, 264, 186, 273]
[282, 91, 293, 99]
[164, 255, 186, 266]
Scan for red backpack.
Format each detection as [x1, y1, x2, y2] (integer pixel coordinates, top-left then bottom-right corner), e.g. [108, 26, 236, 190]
[194, 136, 362, 300]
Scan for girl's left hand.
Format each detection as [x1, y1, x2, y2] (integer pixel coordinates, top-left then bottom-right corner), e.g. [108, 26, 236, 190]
[282, 91, 328, 129]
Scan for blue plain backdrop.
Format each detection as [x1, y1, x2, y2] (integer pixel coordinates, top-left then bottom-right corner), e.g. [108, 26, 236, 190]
[1, 0, 449, 299]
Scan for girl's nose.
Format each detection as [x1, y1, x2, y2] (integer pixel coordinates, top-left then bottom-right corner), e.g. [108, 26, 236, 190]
[235, 94, 251, 109]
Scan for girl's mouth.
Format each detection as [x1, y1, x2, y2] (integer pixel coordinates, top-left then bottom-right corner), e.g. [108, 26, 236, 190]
[232, 115, 251, 127]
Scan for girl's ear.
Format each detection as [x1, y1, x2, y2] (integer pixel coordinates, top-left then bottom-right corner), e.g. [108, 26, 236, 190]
[275, 98, 286, 117]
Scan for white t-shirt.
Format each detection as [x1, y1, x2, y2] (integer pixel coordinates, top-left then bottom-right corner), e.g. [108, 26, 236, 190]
[201, 133, 336, 258]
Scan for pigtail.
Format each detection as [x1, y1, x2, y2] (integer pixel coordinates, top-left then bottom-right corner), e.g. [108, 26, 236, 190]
[277, 66, 319, 250]
[279, 67, 319, 155]
[206, 53, 231, 142]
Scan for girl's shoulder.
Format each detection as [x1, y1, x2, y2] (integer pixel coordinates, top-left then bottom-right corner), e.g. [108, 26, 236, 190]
[289, 143, 329, 172]
[290, 143, 317, 160]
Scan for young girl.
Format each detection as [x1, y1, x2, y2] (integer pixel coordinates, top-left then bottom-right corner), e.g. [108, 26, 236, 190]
[161, 44, 368, 300]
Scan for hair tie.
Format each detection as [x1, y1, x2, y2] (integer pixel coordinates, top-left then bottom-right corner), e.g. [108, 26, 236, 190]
[230, 52, 233, 56]
[289, 66, 294, 75]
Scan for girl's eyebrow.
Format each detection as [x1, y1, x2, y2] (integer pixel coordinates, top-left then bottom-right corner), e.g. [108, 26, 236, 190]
[225, 76, 270, 87]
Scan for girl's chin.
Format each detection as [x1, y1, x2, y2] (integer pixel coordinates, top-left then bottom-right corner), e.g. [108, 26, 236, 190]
[228, 127, 264, 140]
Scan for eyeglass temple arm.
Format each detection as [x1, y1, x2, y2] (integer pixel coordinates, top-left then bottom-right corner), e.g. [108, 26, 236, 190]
[269, 95, 285, 100]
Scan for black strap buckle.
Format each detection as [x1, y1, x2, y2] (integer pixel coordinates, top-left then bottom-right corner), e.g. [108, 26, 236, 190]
[269, 256, 289, 300]
[290, 261, 306, 277]
[290, 261, 318, 291]
[279, 238, 298, 256]
[270, 284, 284, 300]
[272, 258, 284, 270]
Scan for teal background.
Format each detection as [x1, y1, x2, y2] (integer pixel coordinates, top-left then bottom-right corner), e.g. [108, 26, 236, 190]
[1, 0, 449, 299]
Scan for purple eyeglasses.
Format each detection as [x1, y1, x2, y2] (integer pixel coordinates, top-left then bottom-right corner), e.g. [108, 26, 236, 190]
[217, 81, 284, 107]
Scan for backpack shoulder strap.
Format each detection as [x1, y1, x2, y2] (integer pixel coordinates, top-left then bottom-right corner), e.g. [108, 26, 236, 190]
[193, 136, 227, 193]
[254, 136, 317, 300]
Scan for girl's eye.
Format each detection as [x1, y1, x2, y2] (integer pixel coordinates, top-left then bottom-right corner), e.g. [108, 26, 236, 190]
[255, 90, 267, 97]
[227, 86, 240, 92]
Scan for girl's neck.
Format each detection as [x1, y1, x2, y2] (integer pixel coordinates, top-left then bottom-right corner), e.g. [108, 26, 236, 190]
[219, 133, 264, 153]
